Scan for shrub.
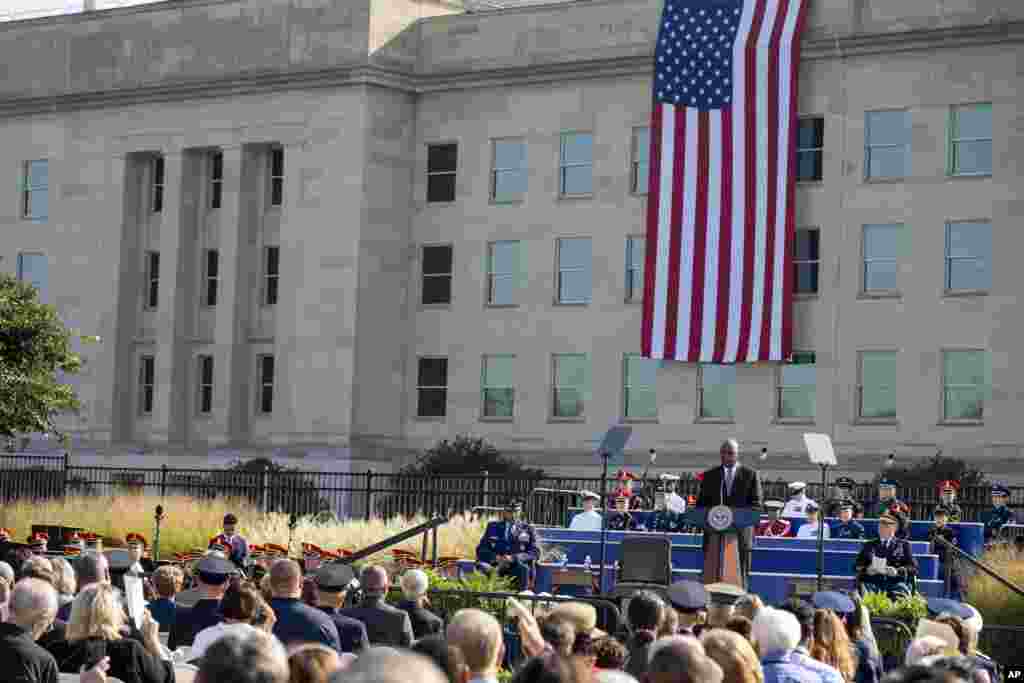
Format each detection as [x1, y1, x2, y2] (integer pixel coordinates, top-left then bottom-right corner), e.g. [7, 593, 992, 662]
[401, 435, 545, 478]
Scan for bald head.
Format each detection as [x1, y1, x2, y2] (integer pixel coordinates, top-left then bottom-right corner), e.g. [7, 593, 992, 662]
[649, 636, 722, 683]
[270, 559, 302, 599]
[720, 440, 739, 467]
[332, 648, 447, 683]
[361, 566, 390, 596]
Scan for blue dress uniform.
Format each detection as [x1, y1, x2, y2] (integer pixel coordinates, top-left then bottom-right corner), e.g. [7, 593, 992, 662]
[854, 515, 918, 598]
[833, 519, 866, 540]
[648, 509, 684, 533]
[984, 485, 1014, 543]
[312, 564, 369, 653]
[168, 555, 234, 650]
[475, 502, 538, 591]
[928, 508, 962, 600]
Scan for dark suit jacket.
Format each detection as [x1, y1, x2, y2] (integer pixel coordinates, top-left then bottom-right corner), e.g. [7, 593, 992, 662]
[315, 606, 370, 653]
[340, 597, 414, 647]
[397, 600, 444, 640]
[50, 636, 174, 683]
[269, 598, 341, 651]
[0, 622, 59, 683]
[695, 464, 762, 509]
[168, 598, 222, 651]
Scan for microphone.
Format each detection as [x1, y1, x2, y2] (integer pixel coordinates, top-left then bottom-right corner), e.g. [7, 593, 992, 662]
[884, 453, 895, 469]
[760, 447, 768, 461]
[649, 449, 657, 463]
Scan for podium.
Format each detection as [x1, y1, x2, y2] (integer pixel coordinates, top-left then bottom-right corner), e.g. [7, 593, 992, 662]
[684, 507, 760, 588]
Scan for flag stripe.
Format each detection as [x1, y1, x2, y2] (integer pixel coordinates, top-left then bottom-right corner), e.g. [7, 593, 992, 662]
[689, 110, 711, 362]
[701, 110, 723, 362]
[713, 106, 733, 363]
[676, 108, 699, 357]
[642, 103, 665, 359]
[665, 107, 687, 359]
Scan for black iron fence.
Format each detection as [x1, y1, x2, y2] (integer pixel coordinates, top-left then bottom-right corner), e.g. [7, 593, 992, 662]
[0, 452, 1020, 523]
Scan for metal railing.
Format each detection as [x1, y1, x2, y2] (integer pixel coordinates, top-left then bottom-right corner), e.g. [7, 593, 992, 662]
[0, 451, 1020, 523]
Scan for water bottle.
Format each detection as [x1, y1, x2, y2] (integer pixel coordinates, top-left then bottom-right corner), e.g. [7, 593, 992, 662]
[584, 555, 592, 573]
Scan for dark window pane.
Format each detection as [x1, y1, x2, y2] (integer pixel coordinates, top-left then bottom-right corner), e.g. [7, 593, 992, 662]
[143, 358, 154, 384]
[794, 263, 819, 293]
[422, 276, 451, 305]
[271, 149, 284, 177]
[427, 174, 456, 203]
[797, 118, 823, 149]
[261, 356, 275, 384]
[206, 280, 218, 307]
[427, 144, 458, 173]
[201, 357, 214, 384]
[153, 186, 163, 213]
[200, 387, 213, 414]
[417, 388, 447, 417]
[260, 386, 274, 414]
[265, 277, 278, 305]
[794, 229, 819, 260]
[270, 178, 283, 206]
[212, 152, 223, 180]
[207, 250, 219, 278]
[422, 246, 452, 275]
[143, 387, 154, 413]
[796, 151, 822, 181]
[265, 247, 279, 276]
[154, 157, 165, 184]
[418, 358, 448, 387]
[211, 182, 222, 209]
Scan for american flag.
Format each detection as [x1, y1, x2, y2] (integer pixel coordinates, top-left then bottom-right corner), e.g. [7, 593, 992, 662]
[641, 0, 809, 363]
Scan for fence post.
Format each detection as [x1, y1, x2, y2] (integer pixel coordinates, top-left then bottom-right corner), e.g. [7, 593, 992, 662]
[260, 464, 269, 513]
[482, 470, 490, 509]
[365, 469, 374, 521]
[62, 452, 69, 498]
[160, 464, 168, 499]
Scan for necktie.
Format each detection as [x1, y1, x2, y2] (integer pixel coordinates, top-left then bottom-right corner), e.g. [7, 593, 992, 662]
[506, 523, 512, 542]
[726, 468, 734, 496]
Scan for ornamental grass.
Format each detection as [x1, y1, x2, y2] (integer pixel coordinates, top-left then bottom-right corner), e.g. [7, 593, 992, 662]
[964, 545, 1024, 626]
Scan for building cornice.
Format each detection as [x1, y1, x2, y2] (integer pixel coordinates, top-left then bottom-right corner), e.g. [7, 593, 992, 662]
[0, 20, 1022, 119]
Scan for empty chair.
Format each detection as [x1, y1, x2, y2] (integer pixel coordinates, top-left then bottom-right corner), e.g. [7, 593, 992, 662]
[610, 535, 673, 600]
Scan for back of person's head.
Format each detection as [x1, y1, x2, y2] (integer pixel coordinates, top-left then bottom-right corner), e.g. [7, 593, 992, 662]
[541, 614, 578, 657]
[751, 607, 801, 655]
[446, 608, 504, 675]
[905, 636, 955, 667]
[331, 648, 448, 683]
[153, 565, 182, 599]
[9, 577, 58, 639]
[701, 629, 763, 683]
[361, 565, 390, 596]
[76, 552, 108, 588]
[658, 607, 680, 638]
[724, 616, 752, 642]
[510, 653, 583, 683]
[627, 590, 665, 634]
[648, 636, 723, 683]
[67, 582, 125, 641]
[19, 556, 55, 587]
[734, 595, 763, 622]
[50, 557, 77, 596]
[548, 602, 598, 635]
[411, 635, 470, 683]
[197, 629, 289, 683]
[934, 615, 970, 656]
[593, 636, 628, 670]
[269, 559, 302, 598]
[595, 671, 639, 683]
[0, 560, 14, 584]
[221, 584, 265, 622]
[401, 569, 429, 601]
[882, 665, 970, 683]
[289, 643, 342, 683]
[777, 599, 814, 642]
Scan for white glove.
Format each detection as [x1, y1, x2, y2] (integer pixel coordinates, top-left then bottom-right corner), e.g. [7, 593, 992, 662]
[866, 566, 877, 576]
[886, 567, 900, 577]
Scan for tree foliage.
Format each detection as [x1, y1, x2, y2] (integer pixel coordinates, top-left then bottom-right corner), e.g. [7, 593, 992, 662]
[871, 451, 988, 490]
[401, 435, 545, 477]
[0, 274, 82, 441]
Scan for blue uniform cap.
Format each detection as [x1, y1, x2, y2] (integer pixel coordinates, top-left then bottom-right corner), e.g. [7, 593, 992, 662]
[104, 549, 135, 574]
[196, 555, 235, 583]
[926, 598, 973, 620]
[812, 591, 855, 615]
[879, 479, 898, 489]
[667, 580, 709, 611]
[991, 485, 1010, 497]
[314, 563, 355, 591]
[806, 502, 820, 513]
[834, 477, 856, 489]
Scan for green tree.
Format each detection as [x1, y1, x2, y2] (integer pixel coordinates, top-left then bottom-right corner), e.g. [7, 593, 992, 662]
[401, 435, 545, 477]
[0, 273, 87, 442]
[873, 450, 988, 490]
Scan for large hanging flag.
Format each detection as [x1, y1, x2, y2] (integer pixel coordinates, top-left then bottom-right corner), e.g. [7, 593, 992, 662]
[641, 0, 809, 363]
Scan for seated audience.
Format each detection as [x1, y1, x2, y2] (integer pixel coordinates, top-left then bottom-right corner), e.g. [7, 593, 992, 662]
[19, 556, 55, 587]
[701, 628, 764, 683]
[398, 569, 444, 640]
[147, 566, 182, 633]
[331, 648, 449, 683]
[412, 634, 471, 683]
[905, 637, 957, 667]
[289, 643, 343, 683]
[191, 583, 274, 660]
[312, 564, 369, 654]
[58, 553, 109, 622]
[510, 653, 587, 683]
[196, 629, 290, 683]
[844, 595, 882, 683]
[168, 554, 233, 650]
[882, 666, 971, 683]
[446, 609, 505, 683]
[725, 616, 753, 642]
[339, 565, 413, 648]
[51, 583, 173, 683]
[268, 558, 341, 652]
[49, 558, 76, 608]
[0, 574, 10, 623]
[735, 595, 764, 622]
[658, 607, 680, 638]
[0, 578, 60, 683]
[647, 636, 723, 683]
[541, 614, 577, 657]
[593, 636, 627, 671]
[548, 602, 602, 640]
[623, 590, 665, 680]
[778, 599, 844, 683]
[932, 614, 997, 683]
[752, 607, 821, 683]
[810, 609, 857, 682]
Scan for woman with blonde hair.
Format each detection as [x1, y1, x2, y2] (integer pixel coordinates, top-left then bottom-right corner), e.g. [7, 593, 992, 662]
[51, 583, 173, 683]
[50, 557, 77, 606]
[809, 609, 857, 683]
[701, 628, 764, 683]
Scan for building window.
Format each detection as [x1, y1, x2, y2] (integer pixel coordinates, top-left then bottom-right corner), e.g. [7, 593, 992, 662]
[559, 132, 593, 196]
[945, 220, 991, 293]
[482, 354, 515, 419]
[698, 364, 735, 421]
[552, 354, 588, 419]
[865, 110, 910, 180]
[138, 355, 155, 416]
[197, 355, 214, 415]
[263, 246, 279, 306]
[203, 249, 219, 307]
[416, 357, 447, 418]
[21, 160, 48, 220]
[557, 237, 591, 304]
[794, 228, 819, 294]
[626, 237, 645, 302]
[795, 118, 824, 182]
[210, 151, 224, 209]
[777, 352, 816, 421]
[631, 127, 650, 194]
[16, 252, 48, 304]
[623, 354, 658, 420]
[943, 350, 987, 422]
[862, 224, 902, 294]
[949, 104, 992, 176]
[269, 148, 284, 207]
[152, 156, 165, 213]
[487, 241, 520, 306]
[421, 245, 453, 305]
[858, 351, 897, 421]
[491, 139, 526, 203]
[144, 251, 160, 309]
[427, 144, 457, 203]
[257, 354, 275, 414]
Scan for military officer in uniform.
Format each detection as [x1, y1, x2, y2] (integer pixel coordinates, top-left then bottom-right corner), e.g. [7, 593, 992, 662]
[782, 482, 816, 518]
[832, 503, 866, 540]
[168, 554, 234, 650]
[854, 512, 918, 598]
[928, 506, 962, 600]
[756, 501, 792, 537]
[209, 513, 249, 571]
[475, 500, 538, 591]
[666, 580, 709, 636]
[312, 563, 370, 653]
[648, 480, 685, 533]
[984, 484, 1015, 544]
[606, 495, 635, 531]
[126, 533, 156, 574]
[869, 479, 911, 539]
[936, 481, 963, 523]
[825, 477, 858, 518]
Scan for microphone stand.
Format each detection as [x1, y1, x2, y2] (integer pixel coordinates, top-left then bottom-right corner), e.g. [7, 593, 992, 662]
[288, 513, 298, 559]
[817, 463, 829, 592]
[153, 505, 165, 564]
[597, 451, 610, 595]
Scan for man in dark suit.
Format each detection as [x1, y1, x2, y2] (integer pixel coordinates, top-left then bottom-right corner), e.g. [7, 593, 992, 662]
[312, 564, 370, 653]
[695, 439, 763, 589]
[269, 558, 341, 651]
[340, 565, 414, 647]
[397, 569, 444, 640]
